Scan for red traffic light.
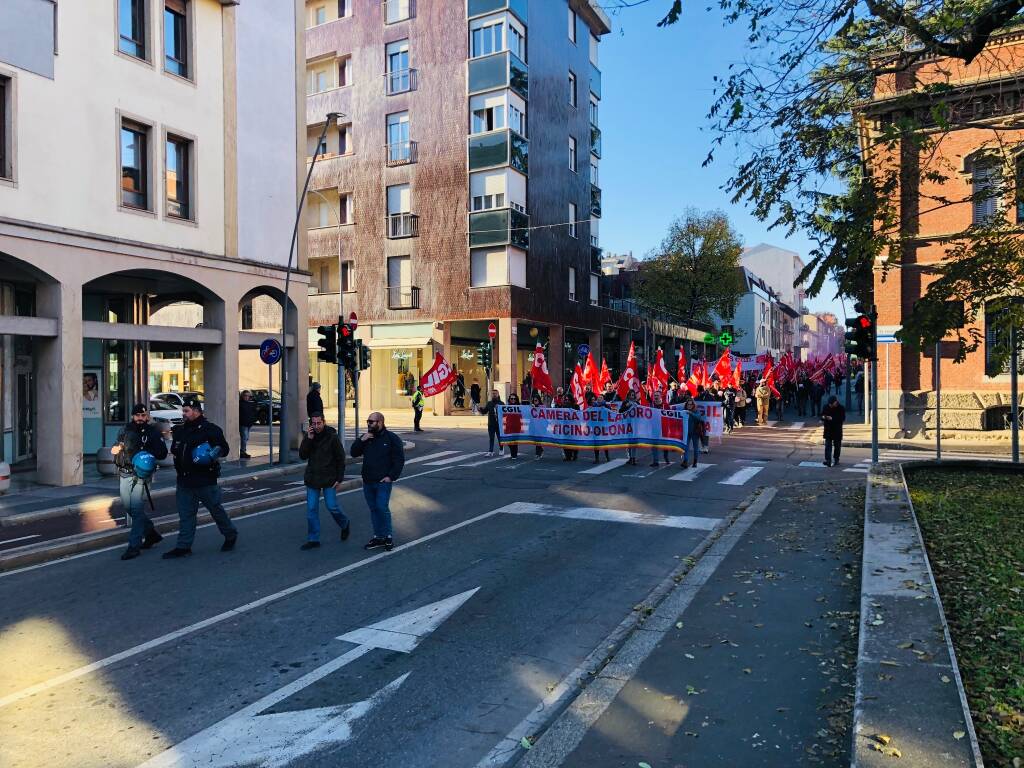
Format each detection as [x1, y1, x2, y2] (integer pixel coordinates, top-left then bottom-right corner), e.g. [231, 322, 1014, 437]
[858, 316, 873, 329]
[340, 324, 351, 337]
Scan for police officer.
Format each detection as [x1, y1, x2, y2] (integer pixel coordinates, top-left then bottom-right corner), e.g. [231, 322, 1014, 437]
[162, 397, 236, 558]
[411, 385, 426, 432]
[115, 403, 169, 561]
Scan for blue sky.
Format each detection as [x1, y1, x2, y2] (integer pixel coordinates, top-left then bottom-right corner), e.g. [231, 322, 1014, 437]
[596, 1, 848, 320]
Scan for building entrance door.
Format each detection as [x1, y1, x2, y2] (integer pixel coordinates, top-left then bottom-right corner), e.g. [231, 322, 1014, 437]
[15, 370, 34, 462]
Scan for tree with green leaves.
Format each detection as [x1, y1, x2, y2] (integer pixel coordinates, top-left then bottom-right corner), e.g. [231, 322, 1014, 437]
[612, 0, 1024, 368]
[634, 209, 747, 329]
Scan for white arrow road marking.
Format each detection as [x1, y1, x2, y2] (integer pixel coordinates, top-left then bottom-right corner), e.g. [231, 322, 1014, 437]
[504, 503, 720, 531]
[138, 588, 479, 768]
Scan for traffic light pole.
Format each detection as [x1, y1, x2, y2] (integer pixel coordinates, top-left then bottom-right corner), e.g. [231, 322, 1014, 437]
[338, 317, 346, 441]
[871, 357, 879, 463]
[934, 342, 942, 461]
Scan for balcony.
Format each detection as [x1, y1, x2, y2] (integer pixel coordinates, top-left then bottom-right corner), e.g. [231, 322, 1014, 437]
[386, 212, 420, 239]
[468, 129, 528, 174]
[590, 184, 602, 218]
[590, 245, 602, 273]
[384, 68, 417, 95]
[467, 0, 527, 22]
[469, 208, 529, 250]
[383, 0, 414, 23]
[388, 285, 420, 310]
[309, 292, 346, 326]
[590, 63, 601, 99]
[467, 50, 528, 100]
[385, 140, 418, 166]
[590, 124, 601, 158]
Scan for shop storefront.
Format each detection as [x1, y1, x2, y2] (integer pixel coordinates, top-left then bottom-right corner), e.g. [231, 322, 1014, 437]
[368, 345, 431, 410]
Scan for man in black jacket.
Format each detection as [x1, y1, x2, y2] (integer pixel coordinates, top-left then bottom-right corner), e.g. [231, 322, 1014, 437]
[162, 398, 236, 558]
[350, 412, 404, 552]
[306, 383, 324, 421]
[298, 413, 348, 549]
[238, 390, 258, 459]
[822, 395, 847, 467]
[115, 403, 169, 561]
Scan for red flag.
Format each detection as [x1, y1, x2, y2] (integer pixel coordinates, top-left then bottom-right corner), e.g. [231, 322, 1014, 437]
[598, 358, 612, 390]
[419, 352, 457, 397]
[583, 352, 598, 391]
[763, 363, 781, 397]
[712, 350, 733, 382]
[654, 348, 671, 390]
[733, 359, 743, 387]
[530, 342, 554, 395]
[699, 360, 711, 389]
[677, 347, 687, 384]
[616, 341, 639, 400]
[571, 363, 586, 407]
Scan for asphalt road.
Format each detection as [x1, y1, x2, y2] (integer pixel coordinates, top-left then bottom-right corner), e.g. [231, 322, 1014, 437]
[0, 420, 872, 768]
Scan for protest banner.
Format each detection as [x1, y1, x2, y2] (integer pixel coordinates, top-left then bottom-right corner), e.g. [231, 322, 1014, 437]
[694, 400, 725, 438]
[497, 405, 688, 452]
[419, 352, 457, 397]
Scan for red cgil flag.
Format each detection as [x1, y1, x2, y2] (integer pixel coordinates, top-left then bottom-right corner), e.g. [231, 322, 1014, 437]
[583, 352, 599, 392]
[654, 348, 671, 391]
[712, 349, 733, 382]
[616, 341, 640, 401]
[530, 342, 554, 395]
[571, 363, 586, 407]
[598, 358, 612, 390]
[677, 347, 687, 384]
[763, 362, 781, 397]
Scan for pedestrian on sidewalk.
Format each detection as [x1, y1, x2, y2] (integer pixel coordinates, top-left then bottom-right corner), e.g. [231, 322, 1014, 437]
[822, 395, 846, 466]
[755, 379, 771, 425]
[470, 381, 481, 415]
[238, 390, 258, 459]
[162, 398, 236, 559]
[453, 373, 466, 409]
[530, 392, 545, 457]
[115, 403, 169, 560]
[682, 400, 706, 468]
[480, 389, 505, 456]
[506, 393, 521, 458]
[351, 412, 404, 552]
[411, 385, 426, 432]
[306, 382, 324, 421]
[298, 412, 349, 550]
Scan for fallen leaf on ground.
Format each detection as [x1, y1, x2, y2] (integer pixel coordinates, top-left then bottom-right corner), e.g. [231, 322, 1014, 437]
[520, 737, 532, 750]
[953, 730, 965, 740]
[940, 675, 951, 683]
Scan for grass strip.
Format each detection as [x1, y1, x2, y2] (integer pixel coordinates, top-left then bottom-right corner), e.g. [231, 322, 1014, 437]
[906, 469, 1023, 767]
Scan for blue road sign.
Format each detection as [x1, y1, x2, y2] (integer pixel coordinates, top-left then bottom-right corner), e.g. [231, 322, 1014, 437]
[578, 343, 590, 358]
[260, 338, 283, 365]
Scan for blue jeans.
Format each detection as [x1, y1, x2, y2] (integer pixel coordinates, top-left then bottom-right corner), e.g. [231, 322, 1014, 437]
[682, 430, 701, 465]
[121, 474, 155, 549]
[239, 426, 251, 454]
[305, 485, 349, 541]
[175, 484, 237, 549]
[363, 481, 393, 539]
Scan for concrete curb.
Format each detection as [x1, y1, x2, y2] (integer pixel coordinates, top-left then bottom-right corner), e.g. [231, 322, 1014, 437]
[0, 440, 416, 528]
[850, 462, 983, 767]
[838, 439, 1010, 452]
[481, 486, 776, 768]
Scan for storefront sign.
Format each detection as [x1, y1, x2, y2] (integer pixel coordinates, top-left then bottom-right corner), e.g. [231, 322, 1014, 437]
[391, 350, 413, 361]
[83, 369, 102, 419]
[496, 405, 688, 451]
[419, 352, 457, 397]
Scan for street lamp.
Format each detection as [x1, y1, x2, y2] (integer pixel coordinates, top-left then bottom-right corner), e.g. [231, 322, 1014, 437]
[279, 111, 343, 464]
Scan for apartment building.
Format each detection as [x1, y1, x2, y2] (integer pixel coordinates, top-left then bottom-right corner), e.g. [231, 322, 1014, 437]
[302, 0, 636, 412]
[0, 0, 306, 485]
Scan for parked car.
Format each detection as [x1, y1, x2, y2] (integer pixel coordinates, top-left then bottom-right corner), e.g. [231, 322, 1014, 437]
[148, 400, 185, 430]
[249, 389, 282, 425]
[153, 391, 204, 409]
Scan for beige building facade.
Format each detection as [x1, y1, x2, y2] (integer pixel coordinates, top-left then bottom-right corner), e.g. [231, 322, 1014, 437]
[0, 0, 308, 485]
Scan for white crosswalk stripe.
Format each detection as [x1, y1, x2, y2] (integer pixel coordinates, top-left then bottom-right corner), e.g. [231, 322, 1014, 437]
[579, 458, 629, 475]
[458, 456, 505, 468]
[423, 453, 473, 466]
[668, 464, 715, 481]
[718, 466, 764, 486]
[504, 503, 722, 531]
[786, 422, 806, 430]
[405, 450, 460, 465]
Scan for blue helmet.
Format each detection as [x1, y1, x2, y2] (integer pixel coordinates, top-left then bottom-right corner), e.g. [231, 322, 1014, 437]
[191, 443, 223, 467]
[132, 451, 156, 481]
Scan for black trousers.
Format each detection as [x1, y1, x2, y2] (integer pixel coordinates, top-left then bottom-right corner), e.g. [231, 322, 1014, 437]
[413, 407, 423, 430]
[825, 434, 842, 464]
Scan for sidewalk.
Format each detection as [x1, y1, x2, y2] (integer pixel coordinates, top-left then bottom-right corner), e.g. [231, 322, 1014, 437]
[520, 474, 865, 766]
[838, 423, 1014, 453]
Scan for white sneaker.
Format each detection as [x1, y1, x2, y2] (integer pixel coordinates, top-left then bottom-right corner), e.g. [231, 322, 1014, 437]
[499, 449, 505, 456]
[484, 452, 493, 457]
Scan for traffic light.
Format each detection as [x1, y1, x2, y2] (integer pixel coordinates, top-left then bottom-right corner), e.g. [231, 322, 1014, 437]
[481, 342, 493, 371]
[316, 324, 337, 365]
[845, 302, 877, 361]
[357, 340, 371, 371]
[338, 323, 356, 370]
[476, 342, 486, 368]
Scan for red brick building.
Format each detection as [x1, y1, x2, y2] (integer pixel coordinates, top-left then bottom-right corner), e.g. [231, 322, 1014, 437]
[862, 33, 1024, 435]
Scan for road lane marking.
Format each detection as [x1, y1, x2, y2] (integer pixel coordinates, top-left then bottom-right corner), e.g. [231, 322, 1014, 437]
[668, 464, 714, 481]
[578, 458, 628, 475]
[718, 466, 765, 485]
[139, 589, 478, 767]
[505, 503, 720, 531]
[798, 461, 828, 467]
[0, 501, 521, 709]
[458, 457, 505, 468]
[423, 453, 473, 466]
[844, 468, 870, 473]
[405, 450, 459, 465]
[0, 534, 41, 546]
[786, 422, 806, 430]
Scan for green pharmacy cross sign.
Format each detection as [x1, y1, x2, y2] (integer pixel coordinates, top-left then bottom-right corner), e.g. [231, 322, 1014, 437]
[704, 331, 734, 346]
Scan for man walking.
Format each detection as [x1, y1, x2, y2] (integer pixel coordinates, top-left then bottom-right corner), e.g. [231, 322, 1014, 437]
[115, 403, 168, 561]
[755, 379, 771, 425]
[307, 382, 324, 422]
[822, 395, 847, 467]
[163, 398, 237, 558]
[411, 385, 426, 432]
[238, 390, 258, 459]
[351, 412, 405, 552]
[480, 389, 504, 456]
[298, 412, 349, 549]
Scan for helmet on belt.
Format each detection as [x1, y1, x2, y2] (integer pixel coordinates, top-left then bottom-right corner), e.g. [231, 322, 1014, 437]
[132, 451, 156, 481]
[191, 443, 223, 467]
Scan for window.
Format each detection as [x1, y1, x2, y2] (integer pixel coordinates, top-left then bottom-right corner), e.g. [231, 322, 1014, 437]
[308, 64, 331, 94]
[568, 203, 577, 238]
[318, 265, 330, 292]
[385, 39, 411, 94]
[164, 0, 189, 78]
[472, 103, 505, 134]
[339, 192, 352, 224]
[387, 183, 411, 215]
[985, 304, 1015, 376]
[471, 20, 504, 58]
[339, 0, 349, 16]
[568, 6, 577, 43]
[568, 267, 576, 300]
[568, 71, 577, 107]
[589, 33, 599, 66]
[341, 260, 355, 292]
[509, 103, 525, 137]
[590, 273, 599, 306]
[568, 136, 577, 172]
[384, 0, 411, 24]
[471, 193, 505, 211]
[338, 56, 352, 86]
[165, 134, 192, 219]
[589, 94, 599, 126]
[119, 0, 147, 60]
[120, 119, 150, 210]
[509, 25, 525, 60]
[0, 76, 9, 180]
[316, 200, 330, 228]
[387, 255, 411, 289]
[338, 123, 352, 154]
[314, 5, 327, 25]
[386, 111, 411, 163]
[590, 155, 598, 185]
[972, 161, 999, 224]
[317, 136, 328, 156]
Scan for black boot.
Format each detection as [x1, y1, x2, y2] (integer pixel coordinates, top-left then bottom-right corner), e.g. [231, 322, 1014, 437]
[141, 530, 163, 549]
[161, 547, 192, 559]
[121, 547, 141, 561]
